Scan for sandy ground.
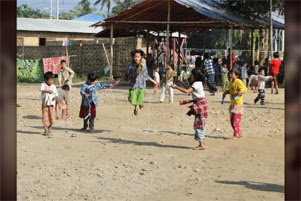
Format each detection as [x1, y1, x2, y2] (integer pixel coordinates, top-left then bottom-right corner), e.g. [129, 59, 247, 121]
[17, 82, 284, 201]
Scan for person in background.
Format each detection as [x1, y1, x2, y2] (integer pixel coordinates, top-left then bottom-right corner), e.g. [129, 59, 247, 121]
[55, 84, 69, 120]
[58, 60, 75, 120]
[213, 58, 223, 92]
[159, 62, 175, 103]
[254, 68, 273, 105]
[226, 48, 235, 70]
[204, 52, 217, 96]
[269, 52, 282, 94]
[153, 66, 160, 95]
[241, 61, 248, 86]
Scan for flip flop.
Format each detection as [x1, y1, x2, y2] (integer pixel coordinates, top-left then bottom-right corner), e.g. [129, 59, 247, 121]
[64, 116, 71, 120]
[134, 109, 138, 116]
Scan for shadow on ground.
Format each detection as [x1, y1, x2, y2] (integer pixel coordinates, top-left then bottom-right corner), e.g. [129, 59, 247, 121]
[95, 136, 191, 150]
[215, 180, 284, 193]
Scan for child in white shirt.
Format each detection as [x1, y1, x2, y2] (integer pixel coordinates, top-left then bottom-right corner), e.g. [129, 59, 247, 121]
[254, 68, 273, 105]
[40, 72, 58, 137]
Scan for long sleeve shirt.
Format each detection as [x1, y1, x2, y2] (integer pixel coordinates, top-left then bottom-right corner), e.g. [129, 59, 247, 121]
[204, 59, 215, 75]
[40, 82, 58, 107]
[80, 81, 110, 108]
[58, 67, 75, 85]
[257, 75, 271, 90]
[228, 78, 248, 105]
[241, 66, 248, 79]
[122, 62, 150, 89]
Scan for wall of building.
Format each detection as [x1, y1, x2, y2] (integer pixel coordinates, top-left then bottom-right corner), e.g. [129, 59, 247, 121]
[17, 37, 147, 78]
[17, 31, 99, 46]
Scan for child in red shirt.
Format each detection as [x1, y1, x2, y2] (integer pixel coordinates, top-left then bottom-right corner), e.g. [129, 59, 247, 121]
[269, 52, 282, 94]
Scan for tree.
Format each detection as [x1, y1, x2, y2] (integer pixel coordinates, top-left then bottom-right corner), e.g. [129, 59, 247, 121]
[110, 0, 142, 17]
[94, 0, 113, 17]
[17, 4, 50, 19]
[74, 0, 97, 17]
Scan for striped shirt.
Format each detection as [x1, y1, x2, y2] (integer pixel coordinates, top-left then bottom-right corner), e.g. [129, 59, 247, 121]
[204, 59, 215, 75]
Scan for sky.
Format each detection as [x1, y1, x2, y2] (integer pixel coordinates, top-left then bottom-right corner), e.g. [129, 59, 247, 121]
[17, 0, 116, 16]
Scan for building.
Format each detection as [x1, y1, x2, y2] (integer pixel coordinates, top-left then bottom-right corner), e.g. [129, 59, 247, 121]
[17, 18, 103, 46]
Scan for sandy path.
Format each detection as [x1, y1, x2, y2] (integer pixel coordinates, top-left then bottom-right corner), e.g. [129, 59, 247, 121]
[17, 83, 284, 201]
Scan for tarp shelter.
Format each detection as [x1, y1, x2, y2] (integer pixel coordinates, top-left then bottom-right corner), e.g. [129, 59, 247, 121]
[91, 0, 284, 81]
[72, 14, 105, 22]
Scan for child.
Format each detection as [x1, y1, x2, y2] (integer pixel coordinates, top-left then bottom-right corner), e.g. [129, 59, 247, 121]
[241, 61, 248, 86]
[221, 61, 229, 92]
[254, 60, 260, 75]
[159, 62, 175, 103]
[55, 84, 69, 120]
[153, 66, 160, 95]
[58, 60, 75, 119]
[115, 49, 157, 115]
[269, 52, 282, 94]
[171, 69, 208, 150]
[247, 74, 258, 93]
[223, 68, 248, 140]
[79, 73, 114, 132]
[40, 71, 58, 137]
[254, 68, 273, 105]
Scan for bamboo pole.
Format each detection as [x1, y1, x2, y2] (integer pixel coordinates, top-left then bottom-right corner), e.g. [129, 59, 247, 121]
[166, 0, 170, 64]
[110, 24, 114, 83]
[146, 30, 149, 61]
[229, 25, 233, 69]
[269, 0, 273, 60]
[177, 30, 181, 74]
[104, 20, 221, 24]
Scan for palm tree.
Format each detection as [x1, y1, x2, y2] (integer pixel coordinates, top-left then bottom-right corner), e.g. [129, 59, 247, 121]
[94, 0, 113, 17]
[73, 0, 97, 18]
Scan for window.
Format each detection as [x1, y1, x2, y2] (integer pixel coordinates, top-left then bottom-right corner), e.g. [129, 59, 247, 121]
[39, 38, 46, 46]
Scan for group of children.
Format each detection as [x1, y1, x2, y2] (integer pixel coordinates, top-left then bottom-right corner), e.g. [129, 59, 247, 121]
[40, 49, 280, 151]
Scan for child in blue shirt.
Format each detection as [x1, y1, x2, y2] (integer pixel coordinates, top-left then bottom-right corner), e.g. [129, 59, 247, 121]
[241, 61, 248, 86]
[79, 73, 115, 132]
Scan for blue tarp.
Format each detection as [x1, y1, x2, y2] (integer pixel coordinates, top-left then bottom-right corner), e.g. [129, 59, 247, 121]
[72, 14, 104, 22]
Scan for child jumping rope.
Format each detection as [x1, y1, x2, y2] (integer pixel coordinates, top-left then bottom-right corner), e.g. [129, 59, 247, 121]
[79, 73, 115, 132]
[171, 69, 208, 150]
[115, 49, 157, 116]
[223, 68, 248, 140]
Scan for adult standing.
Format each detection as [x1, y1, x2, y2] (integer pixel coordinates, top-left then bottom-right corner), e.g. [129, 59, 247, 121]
[58, 59, 75, 119]
[226, 48, 235, 70]
[204, 53, 217, 95]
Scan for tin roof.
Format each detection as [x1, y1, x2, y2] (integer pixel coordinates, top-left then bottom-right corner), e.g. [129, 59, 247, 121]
[91, 0, 284, 32]
[17, 18, 103, 34]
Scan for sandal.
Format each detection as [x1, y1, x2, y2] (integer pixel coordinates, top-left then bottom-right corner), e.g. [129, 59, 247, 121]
[134, 109, 138, 116]
[139, 105, 144, 109]
[64, 116, 71, 120]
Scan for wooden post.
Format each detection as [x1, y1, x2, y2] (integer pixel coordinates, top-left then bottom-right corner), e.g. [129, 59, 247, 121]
[146, 30, 149, 58]
[203, 29, 207, 53]
[110, 24, 114, 83]
[177, 30, 181, 75]
[166, 0, 170, 63]
[229, 25, 233, 69]
[157, 32, 160, 65]
[269, 0, 273, 60]
[251, 29, 254, 67]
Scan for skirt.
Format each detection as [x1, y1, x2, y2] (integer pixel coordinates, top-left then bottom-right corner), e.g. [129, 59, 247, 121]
[58, 101, 67, 110]
[128, 88, 145, 105]
[79, 103, 96, 119]
[42, 106, 56, 126]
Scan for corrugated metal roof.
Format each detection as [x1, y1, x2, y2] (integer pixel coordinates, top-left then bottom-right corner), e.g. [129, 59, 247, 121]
[92, 0, 284, 31]
[17, 18, 103, 34]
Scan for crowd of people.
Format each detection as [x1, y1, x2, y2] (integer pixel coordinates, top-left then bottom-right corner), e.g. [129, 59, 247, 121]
[39, 48, 283, 151]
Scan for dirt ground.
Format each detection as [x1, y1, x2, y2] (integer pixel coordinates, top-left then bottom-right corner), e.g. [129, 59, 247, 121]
[17, 82, 284, 201]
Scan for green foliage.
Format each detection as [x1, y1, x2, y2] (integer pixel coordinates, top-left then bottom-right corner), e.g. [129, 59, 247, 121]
[94, 0, 113, 17]
[220, 0, 284, 18]
[110, 0, 142, 17]
[17, 4, 50, 18]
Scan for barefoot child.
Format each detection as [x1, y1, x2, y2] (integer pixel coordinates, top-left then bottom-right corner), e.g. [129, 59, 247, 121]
[55, 84, 69, 120]
[40, 72, 58, 137]
[171, 69, 208, 150]
[58, 59, 75, 119]
[115, 49, 157, 116]
[153, 66, 160, 95]
[254, 68, 273, 105]
[79, 73, 115, 132]
[221, 61, 229, 92]
[223, 68, 248, 140]
[159, 62, 175, 103]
